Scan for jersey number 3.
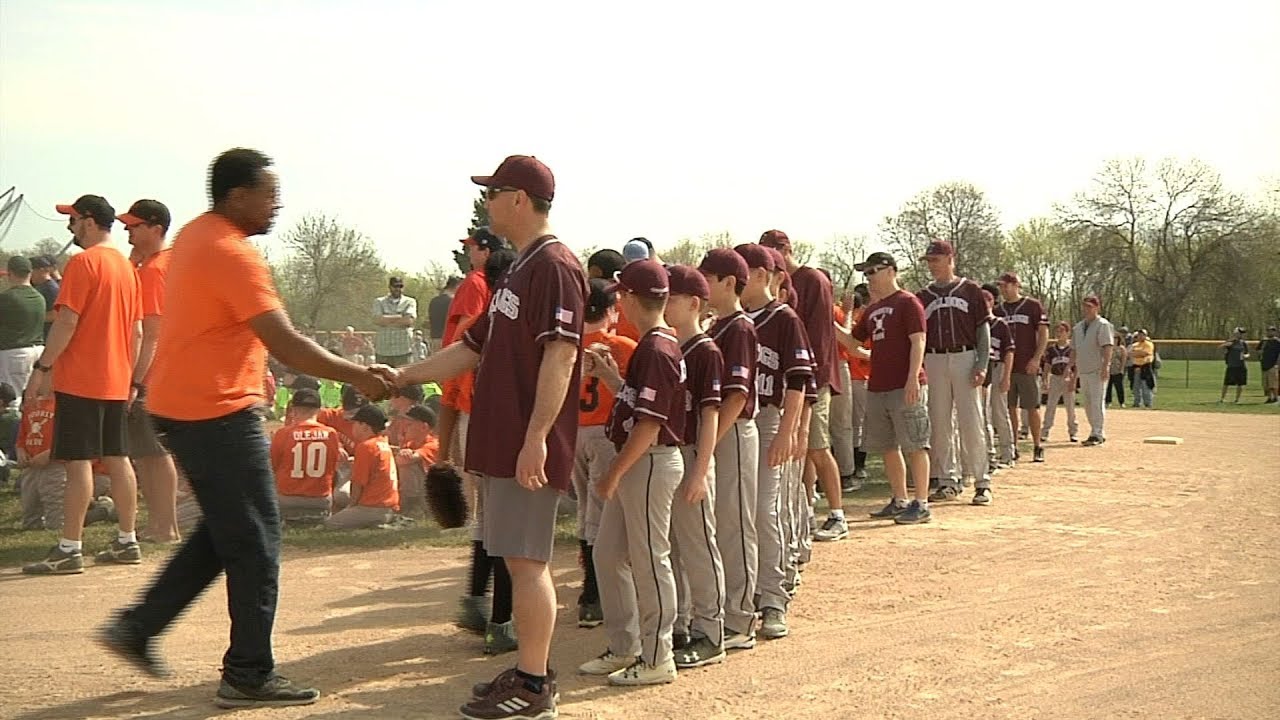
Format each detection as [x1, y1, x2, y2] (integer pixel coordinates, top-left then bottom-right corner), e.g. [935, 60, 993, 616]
[581, 377, 601, 412]
[291, 441, 329, 479]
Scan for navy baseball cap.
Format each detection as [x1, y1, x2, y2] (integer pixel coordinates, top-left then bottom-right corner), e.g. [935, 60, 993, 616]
[854, 252, 897, 272]
[56, 194, 115, 227]
[352, 404, 388, 433]
[118, 199, 171, 230]
[461, 227, 505, 252]
[290, 389, 322, 408]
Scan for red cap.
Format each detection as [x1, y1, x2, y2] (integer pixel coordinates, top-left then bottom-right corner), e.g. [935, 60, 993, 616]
[471, 155, 555, 201]
[759, 229, 790, 250]
[922, 239, 954, 258]
[764, 246, 786, 273]
[734, 243, 774, 272]
[1083, 294, 1101, 307]
[997, 272, 1021, 285]
[698, 248, 749, 286]
[666, 264, 710, 300]
[606, 259, 669, 300]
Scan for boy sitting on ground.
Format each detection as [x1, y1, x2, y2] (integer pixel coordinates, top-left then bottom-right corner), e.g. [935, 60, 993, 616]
[393, 403, 438, 517]
[325, 404, 400, 530]
[270, 389, 341, 521]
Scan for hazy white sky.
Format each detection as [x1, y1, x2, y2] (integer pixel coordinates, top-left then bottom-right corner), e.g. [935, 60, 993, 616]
[2, 0, 1277, 272]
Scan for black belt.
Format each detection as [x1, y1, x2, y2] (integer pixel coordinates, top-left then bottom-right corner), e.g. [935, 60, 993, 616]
[926, 345, 975, 354]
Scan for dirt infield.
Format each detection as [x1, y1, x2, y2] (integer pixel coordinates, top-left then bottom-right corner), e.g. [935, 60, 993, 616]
[2, 409, 1278, 720]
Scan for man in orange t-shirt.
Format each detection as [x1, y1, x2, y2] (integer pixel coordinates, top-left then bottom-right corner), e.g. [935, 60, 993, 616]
[23, 194, 143, 576]
[100, 148, 390, 707]
[326, 404, 399, 529]
[120, 199, 183, 544]
[270, 389, 340, 519]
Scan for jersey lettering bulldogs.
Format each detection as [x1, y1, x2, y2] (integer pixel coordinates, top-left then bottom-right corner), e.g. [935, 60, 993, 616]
[995, 296, 1049, 372]
[916, 278, 990, 350]
[989, 316, 1015, 362]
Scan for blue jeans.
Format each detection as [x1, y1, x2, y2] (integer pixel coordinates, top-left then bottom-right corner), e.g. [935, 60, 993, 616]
[123, 409, 281, 686]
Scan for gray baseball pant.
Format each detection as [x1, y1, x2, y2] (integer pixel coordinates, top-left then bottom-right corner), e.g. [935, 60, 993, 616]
[1079, 371, 1107, 440]
[713, 418, 759, 636]
[925, 352, 990, 488]
[595, 445, 683, 667]
[1043, 374, 1078, 439]
[754, 406, 789, 613]
[572, 425, 614, 543]
[830, 363, 855, 476]
[988, 362, 1015, 465]
[670, 445, 725, 644]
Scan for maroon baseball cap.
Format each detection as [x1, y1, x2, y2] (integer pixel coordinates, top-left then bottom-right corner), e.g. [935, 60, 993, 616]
[922, 239, 954, 258]
[763, 246, 786, 273]
[997, 271, 1021, 285]
[734, 243, 774, 272]
[1082, 294, 1101, 307]
[471, 155, 555, 201]
[698, 248, 749, 286]
[759, 229, 791, 250]
[666, 264, 710, 300]
[606, 259, 669, 299]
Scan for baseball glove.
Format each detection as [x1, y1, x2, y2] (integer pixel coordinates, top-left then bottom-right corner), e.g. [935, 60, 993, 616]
[425, 462, 469, 529]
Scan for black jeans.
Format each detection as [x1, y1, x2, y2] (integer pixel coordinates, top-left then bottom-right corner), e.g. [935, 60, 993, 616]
[1106, 373, 1126, 406]
[124, 409, 281, 686]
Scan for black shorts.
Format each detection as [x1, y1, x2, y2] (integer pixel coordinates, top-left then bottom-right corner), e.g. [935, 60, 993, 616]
[52, 391, 128, 461]
[1224, 366, 1248, 387]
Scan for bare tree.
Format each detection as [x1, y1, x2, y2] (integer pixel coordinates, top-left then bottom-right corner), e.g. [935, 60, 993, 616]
[275, 214, 387, 330]
[816, 234, 867, 292]
[881, 181, 1005, 288]
[660, 232, 733, 266]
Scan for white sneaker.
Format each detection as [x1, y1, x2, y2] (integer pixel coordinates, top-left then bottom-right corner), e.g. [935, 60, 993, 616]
[578, 649, 634, 675]
[723, 631, 756, 650]
[608, 658, 677, 686]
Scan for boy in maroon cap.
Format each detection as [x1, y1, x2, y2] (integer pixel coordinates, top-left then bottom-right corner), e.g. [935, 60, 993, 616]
[994, 272, 1049, 463]
[577, 259, 686, 686]
[1040, 321, 1079, 442]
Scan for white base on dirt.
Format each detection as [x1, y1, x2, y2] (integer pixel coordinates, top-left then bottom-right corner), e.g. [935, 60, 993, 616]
[1143, 436, 1184, 445]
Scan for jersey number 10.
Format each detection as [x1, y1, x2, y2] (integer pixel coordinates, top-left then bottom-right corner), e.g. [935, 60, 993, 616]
[291, 442, 329, 479]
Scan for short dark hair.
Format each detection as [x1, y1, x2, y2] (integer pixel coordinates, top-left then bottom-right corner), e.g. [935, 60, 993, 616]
[588, 249, 625, 279]
[484, 248, 518, 290]
[444, 276, 463, 290]
[531, 196, 552, 215]
[707, 273, 745, 296]
[209, 148, 273, 205]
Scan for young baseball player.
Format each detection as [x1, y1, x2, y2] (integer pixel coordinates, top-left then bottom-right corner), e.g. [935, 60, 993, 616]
[325, 404, 400, 530]
[393, 403, 439, 517]
[697, 248, 761, 651]
[838, 252, 933, 524]
[916, 240, 992, 502]
[981, 285, 1016, 495]
[737, 243, 812, 640]
[270, 389, 341, 520]
[1040, 321, 1079, 443]
[663, 264, 727, 670]
[573, 279, 637, 629]
[579, 259, 687, 686]
[995, 273, 1049, 462]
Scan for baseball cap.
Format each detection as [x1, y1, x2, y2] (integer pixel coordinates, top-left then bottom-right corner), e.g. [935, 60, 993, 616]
[30, 255, 55, 270]
[287, 373, 321, 391]
[980, 282, 1000, 297]
[586, 278, 618, 318]
[290, 388, 322, 408]
[853, 252, 897, 272]
[606, 259, 669, 299]
[734, 243, 774, 272]
[461, 227, 505, 252]
[352, 403, 388, 433]
[758, 229, 791, 250]
[117, 199, 171, 230]
[56, 194, 115, 227]
[922, 239, 954, 258]
[1082, 294, 1101, 307]
[763, 246, 787, 274]
[622, 238, 653, 263]
[394, 382, 425, 402]
[406, 403, 437, 426]
[698, 248, 749, 286]
[667, 264, 710, 300]
[997, 272, 1021, 285]
[6, 255, 32, 276]
[471, 155, 555, 202]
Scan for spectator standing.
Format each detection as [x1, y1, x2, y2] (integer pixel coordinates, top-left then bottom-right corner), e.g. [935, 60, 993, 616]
[0, 256, 46, 402]
[1106, 330, 1128, 407]
[1260, 326, 1280, 404]
[1071, 295, 1114, 446]
[1130, 329, 1156, 408]
[427, 276, 461, 353]
[411, 329, 428, 362]
[29, 255, 61, 340]
[1219, 327, 1250, 404]
[372, 276, 417, 367]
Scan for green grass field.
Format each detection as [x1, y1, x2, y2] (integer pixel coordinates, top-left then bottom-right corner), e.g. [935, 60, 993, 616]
[1129, 359, 1279, 414]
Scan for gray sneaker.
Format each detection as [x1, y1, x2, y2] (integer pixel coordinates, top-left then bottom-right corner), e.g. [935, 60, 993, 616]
[972, 488, 993, 506]
[456, 595, 489, 634]
[484, 620, 518, 655]
[674, 636, 726, 669]
[214, 675, 319, 709]
[854, 467, 868, 481]
[22, 546, 84, 575]
[95, 540, 142, 565]
[814, 515, 849, 542]
[759, 608, 789, 639]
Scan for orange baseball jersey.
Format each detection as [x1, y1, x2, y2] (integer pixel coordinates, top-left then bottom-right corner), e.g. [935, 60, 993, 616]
[352, 436, 399, 510]
[843, 306, 871, 382]
[613, 305, 641, 341]
[413, 435, 440, 466]
[17, 396, 56, 459]
[271, 418, 341, 498]
[316, 407, 356, 454]
[579, 329, 638, 427]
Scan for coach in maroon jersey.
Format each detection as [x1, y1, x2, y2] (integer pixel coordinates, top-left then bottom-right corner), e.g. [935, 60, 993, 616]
[994, 272, 1049, 464]
[393, 155, 585, 720]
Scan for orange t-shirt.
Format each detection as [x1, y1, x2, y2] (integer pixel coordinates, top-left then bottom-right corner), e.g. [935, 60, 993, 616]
[317, 408, 356, 454]
[271, 418, 341, 498]
[413, 435, 440, 466]
[352, 435, 399, 510]
[17, 396, 56, 459]
[840, 306, 872, 382]
[53, 244, 142, 400]
[148, 213, 284, 421]
[137, 248, 172, 385]
[614, 306, 641, 341]
[579, 329, 637, 427]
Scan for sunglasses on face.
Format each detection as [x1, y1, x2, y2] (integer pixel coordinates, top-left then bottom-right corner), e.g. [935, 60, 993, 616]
[862, 264, 891, 277]
[484, 187, 518, 201]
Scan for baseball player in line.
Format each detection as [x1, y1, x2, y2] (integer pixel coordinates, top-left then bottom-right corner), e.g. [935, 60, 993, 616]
[915, 240, 993, 504]
[980, 285, 1016, 471]
[579, 259, 687, 686]
[697, 249, 761, 651]
[1040, 321, 1078, 443]
[994, 272, 1049, 464]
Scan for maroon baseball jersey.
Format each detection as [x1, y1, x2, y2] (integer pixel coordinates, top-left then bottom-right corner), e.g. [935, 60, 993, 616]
[748, 300, 814, 408]
[462, 236, 587, 491]
[708, 311, 758, 419]
[680, 333, 723, 446]
[916, 278, 991, 350]
[1044, 343, 1072, 376]
[606, 328, 686, 449]
[989, 316, 1015, 362]
[995, 296, 1049, 373]
[852, 289, 928, 392]
[789, 266, 842, 393]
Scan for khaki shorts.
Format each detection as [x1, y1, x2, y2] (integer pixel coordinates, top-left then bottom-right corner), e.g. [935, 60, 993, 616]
[127, 399, 168, 459]
[807, 387, 832, 450]
[863, 388, 931, 454]
[1009, 373, 1041, 410]
[481, 476, 561, 563]
[1265, 366, 1279, 392]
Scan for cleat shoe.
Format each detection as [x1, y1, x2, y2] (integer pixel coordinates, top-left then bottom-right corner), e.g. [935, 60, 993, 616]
[814, 516, 849, 542]
[972, 488, 993, 506]
[1033, 446, 1045, 463]
[1069, 435, 1079, 443]
[869, 499, 908, 519]
[894, 500, 933, 525]
[96, 614, 171, 678]
[840, 475, 857, 493]
[928, 485, 959, 502]
[95, 540, 142, 565]
[460, 668, 557, 720]
[214, 675, 320, 709]
[577, 601, 603, 629]
[759, 608, 789, 639]
[472, 667, 559, 701]
[1081, 436, 1105, 447]
[672, 632, 691, 651]
[22, 546, 84, 575]
[608, 658, 677, 686]
[484, 621, 518, 655]
[723, 631, 756, 650]
[674, 636, 726, 669]
[457, 595, 490, 634]
[854, 467, 868, 481]
[578, 649, 634, 675]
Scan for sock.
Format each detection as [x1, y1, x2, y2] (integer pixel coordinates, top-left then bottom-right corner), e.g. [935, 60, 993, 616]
[829, 509, 844, 521]
[58, 538, 82, 553]
[491, 558, 513, 625]
[118, 530, 137, 545]
[918, 498, 930, 509]
[580, 542, 599, 605]
[515, 669, 546, 694]
[854, 449, 867, 470]
[467, 541, 493, 597]
[893, 497, 907, 508]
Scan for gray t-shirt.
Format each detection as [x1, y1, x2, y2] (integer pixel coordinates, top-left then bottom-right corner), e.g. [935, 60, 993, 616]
[1071, 316, 1115, 374]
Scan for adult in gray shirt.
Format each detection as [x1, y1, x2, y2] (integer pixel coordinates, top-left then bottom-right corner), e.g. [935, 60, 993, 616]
[372, 276, 417, 367]
[1071, 294, 1114, 446]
